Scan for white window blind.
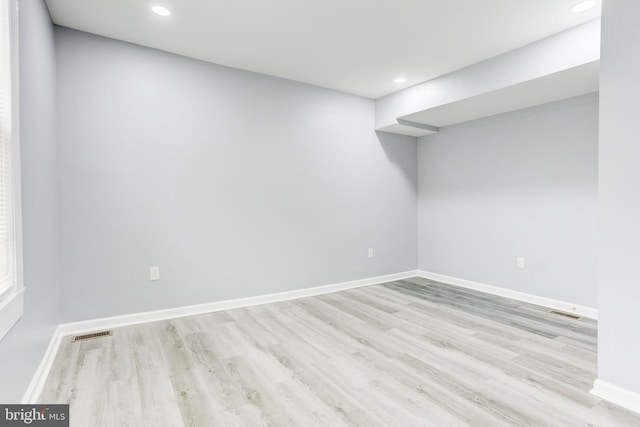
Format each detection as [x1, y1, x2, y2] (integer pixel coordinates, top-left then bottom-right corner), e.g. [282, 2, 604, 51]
[0, 0, 15, 302]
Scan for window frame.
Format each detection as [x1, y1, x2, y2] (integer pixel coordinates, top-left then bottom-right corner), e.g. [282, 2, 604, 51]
[0, 0, 24, 342]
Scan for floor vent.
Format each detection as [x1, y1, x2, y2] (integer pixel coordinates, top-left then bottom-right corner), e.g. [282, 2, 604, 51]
[72, 330, 113, 342]
[549, 310, 581, 320]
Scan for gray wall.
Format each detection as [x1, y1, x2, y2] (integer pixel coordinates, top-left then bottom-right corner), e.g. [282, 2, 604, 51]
[598, 0, 640, 394]
[0, 0, 61, 402]
[55, 28, 417, 321]
[417, 93, 598, 307]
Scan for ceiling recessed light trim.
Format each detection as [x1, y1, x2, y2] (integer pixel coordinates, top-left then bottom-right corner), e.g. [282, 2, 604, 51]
[394, 77, 407, 83]
[152, 5, 171, 16]
[570, 0, 596, 13]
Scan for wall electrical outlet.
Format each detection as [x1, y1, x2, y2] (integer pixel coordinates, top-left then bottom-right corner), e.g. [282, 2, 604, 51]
[516, 257, 525, 269]
[149, 266, 160, 281]
[368, 248, 374, 259]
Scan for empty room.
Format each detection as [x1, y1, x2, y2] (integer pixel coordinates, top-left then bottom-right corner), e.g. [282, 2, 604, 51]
[1, 0, 640, 425]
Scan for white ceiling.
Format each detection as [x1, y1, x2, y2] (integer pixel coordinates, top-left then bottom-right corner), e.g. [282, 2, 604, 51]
[44, 0, 601, 99]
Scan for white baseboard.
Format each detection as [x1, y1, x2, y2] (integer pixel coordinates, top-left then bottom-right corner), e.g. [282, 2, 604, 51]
[24, 268, 598, 403]
[591, 379, 640, 414]
[0, 288, 24, 342]
[22, 269, 417, 403]
[416, 270, 598, 319]
[21, 324, 65, 404]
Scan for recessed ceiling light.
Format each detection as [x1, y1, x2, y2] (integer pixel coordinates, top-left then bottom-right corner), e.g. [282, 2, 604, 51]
[152, 5, 171, 16]
[571, 0, 596, 12]
[394, 77, 407, 83]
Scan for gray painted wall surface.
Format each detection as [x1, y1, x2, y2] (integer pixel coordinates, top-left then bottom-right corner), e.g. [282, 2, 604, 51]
[598, 0, 640, 394]
[0, 0, 61, 402]
[417, 93, 598, 307]
[55, 28, 417, 321]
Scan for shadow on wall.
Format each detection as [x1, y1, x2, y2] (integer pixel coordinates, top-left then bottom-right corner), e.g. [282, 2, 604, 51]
[414, 93, 599, 197]
[375, 130, 418, 193]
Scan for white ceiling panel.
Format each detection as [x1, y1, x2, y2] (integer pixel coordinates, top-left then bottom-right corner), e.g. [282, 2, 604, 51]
[45, 0, 601, 98]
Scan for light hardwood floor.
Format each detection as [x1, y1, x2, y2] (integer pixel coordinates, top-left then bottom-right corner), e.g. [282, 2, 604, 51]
[39, 278, 640, 426]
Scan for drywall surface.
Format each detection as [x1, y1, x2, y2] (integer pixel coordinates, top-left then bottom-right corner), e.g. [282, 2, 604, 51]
[597, 0, 640, 395]
[417, 93, 598, 307]
[55, 28, 417, 321]
[375, 19, 601, 129]
[0, 0, 60, 402]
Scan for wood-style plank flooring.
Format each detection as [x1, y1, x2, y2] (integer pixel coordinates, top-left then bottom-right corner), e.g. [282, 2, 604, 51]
[39, 278, 640, 426]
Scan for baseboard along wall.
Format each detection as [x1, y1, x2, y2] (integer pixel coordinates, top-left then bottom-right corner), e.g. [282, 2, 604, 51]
[591, 379, 640, 415]
[21, 270, 417, 403]
[416, 270, 598, 319]
[28, 269, 639, 414]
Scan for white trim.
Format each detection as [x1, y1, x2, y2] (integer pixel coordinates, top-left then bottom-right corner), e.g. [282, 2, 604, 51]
[0, 0, 24, 344]
[0, 287, 23, 341]
[591, 379, 640, 414]
[22, 269, 418, 403]
[10, 0, 24, 320]
[416, 270, 598, 319]
[21, 323, 64, 404]
[55, 270, 418, 336]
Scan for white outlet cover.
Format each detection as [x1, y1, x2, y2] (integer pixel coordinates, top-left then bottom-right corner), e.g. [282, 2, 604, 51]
[150, 266, 160, 281]
[368, 248, 374, 258]
[516, 257, 525, 269]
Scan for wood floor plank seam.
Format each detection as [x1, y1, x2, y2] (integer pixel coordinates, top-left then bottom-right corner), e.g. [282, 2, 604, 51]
[38, 279, 640, 426]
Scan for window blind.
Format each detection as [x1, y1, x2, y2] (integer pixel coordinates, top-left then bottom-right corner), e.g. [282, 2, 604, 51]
[0, 0, 15, 301]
